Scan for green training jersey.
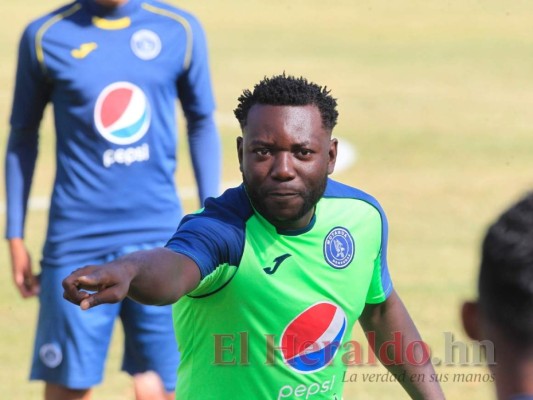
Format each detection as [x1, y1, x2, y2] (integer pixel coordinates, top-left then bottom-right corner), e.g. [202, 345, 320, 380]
[166, 179, 392, 399]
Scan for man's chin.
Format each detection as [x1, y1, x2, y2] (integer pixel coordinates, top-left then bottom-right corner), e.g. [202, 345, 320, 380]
[262, 206, 315, 230]
[264, 197, 302, 210]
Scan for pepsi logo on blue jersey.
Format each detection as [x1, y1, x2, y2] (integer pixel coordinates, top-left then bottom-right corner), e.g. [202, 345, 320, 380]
[94, 81, 151, 168]
[323, 227, 355, 269]
[94, 81, 151, 145]
[280, 301, 347, 373]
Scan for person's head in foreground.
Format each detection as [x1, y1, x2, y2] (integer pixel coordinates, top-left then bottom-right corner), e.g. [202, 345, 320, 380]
[462, 192, 533, 400]
[234, 73, 339, 229]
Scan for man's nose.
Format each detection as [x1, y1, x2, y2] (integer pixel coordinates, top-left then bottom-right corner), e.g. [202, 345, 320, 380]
[271, 152, 296, 181]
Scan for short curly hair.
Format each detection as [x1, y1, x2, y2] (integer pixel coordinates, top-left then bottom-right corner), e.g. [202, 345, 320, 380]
[234, 73, 338, 131]
[479, 192, 533, 345]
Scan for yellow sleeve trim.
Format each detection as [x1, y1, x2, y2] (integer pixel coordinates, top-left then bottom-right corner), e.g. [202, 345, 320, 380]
[35, 3, 82, 76]
[141, 2, 193, 70]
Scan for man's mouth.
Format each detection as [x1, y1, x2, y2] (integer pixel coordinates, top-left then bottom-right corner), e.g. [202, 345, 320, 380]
[268, 191, 299, 198]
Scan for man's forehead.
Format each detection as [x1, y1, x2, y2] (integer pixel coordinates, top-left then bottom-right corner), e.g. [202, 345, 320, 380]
[243, 104, 325, 133]
[247, 103, 319, 117]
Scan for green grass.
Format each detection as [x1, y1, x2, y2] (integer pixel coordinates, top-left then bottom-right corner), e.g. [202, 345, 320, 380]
[2, 0, 533, 398]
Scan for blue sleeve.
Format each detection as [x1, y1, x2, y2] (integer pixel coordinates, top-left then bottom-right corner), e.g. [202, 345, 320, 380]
[166, 216, 243, 279]
[177, 14, 215, 117]
[187, 113, 221, 204]
[165, 187, 252, 278]
[178, 15, 220, 204]
[5, 25, 50, 239]
[366, 203, 393, 303]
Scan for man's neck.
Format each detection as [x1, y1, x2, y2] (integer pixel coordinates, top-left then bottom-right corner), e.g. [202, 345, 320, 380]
[93, 0, 129, 8]
[493, 352, 533, 399]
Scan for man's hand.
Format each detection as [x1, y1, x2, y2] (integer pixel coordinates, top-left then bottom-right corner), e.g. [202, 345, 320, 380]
[9, 238, 40, 298]
[64, 249, 200, 308]
[62, 262, 136, 310]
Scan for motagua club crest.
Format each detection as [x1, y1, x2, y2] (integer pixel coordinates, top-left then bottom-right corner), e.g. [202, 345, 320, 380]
[130, 29, 162, 60]
[323, 227, 355, 269]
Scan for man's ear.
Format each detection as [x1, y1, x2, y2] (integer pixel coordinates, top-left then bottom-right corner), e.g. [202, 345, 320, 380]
[327, 138, 338, 175]
[237, 136, 244, 173]
[461, 301, 483, 341]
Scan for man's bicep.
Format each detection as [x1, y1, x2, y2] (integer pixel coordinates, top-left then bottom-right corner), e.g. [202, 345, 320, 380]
[173, 252, 203, 296]
[360, 290, 417, 337]
[361, 290, 399, 326]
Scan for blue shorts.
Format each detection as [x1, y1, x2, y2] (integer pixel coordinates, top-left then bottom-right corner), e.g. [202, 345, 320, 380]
[30, 243, 179, 391]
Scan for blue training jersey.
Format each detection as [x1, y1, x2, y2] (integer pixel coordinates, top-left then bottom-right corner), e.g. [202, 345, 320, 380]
[5, 0, 220, 266]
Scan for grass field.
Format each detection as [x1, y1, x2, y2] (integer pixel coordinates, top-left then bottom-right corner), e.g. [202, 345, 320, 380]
[1, 1, 532, 399]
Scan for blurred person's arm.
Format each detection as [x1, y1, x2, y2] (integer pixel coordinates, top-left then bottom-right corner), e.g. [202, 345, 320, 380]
[5, 25, 51, 297]
[186, 113, 220, 204]
[360, 290, 446, 400]
[178, 14, 221, 205]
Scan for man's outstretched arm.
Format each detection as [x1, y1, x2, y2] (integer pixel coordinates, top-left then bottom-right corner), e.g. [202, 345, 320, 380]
[62, 248, 201, 310]
[359, 290, 445, 400]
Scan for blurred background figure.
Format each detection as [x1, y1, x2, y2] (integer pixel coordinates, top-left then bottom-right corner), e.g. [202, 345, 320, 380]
[4, 0, 220, 399]
[462, 192, 533, 400]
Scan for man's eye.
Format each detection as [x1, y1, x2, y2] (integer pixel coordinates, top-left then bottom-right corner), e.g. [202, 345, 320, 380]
[255, 149, 271, 156]
[297, 149, 312, 156]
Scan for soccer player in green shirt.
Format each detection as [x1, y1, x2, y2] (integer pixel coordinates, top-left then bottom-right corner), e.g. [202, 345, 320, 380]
[63, 73, 445, 399]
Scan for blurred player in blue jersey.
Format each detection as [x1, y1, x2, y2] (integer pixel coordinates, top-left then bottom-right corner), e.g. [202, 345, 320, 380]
[4, 0, 221, 399]
[462, 192, 533, 400]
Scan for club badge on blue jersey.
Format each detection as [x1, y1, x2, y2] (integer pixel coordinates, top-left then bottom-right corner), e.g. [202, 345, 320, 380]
[280, 302, 347, 373]
[94, 82, 151, 145]
[131, 29, 162, 60]
[323, 227, 355, 269]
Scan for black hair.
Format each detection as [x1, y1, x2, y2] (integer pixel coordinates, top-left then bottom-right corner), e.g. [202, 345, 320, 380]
[479, 192, 533, 345]
[233, 73, 338, 131]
